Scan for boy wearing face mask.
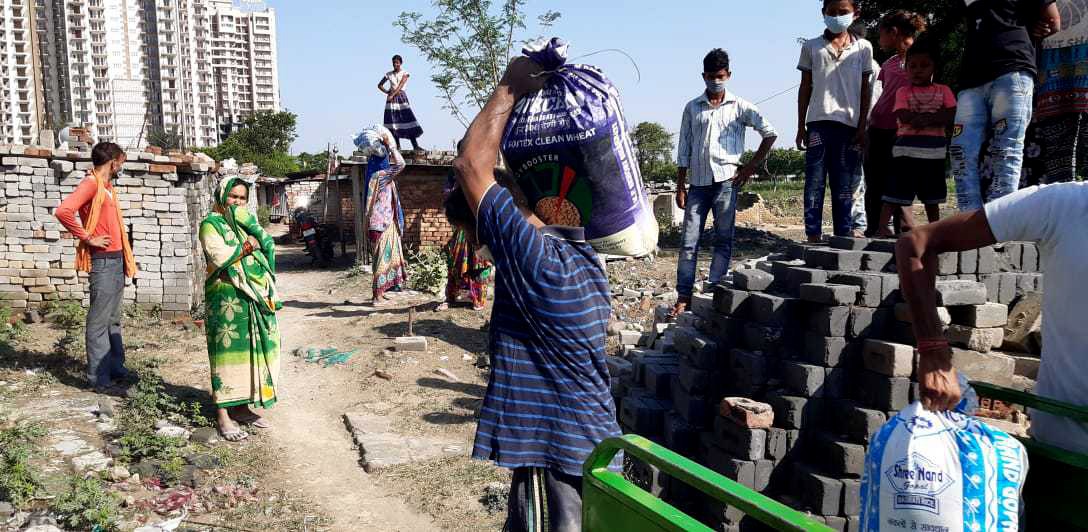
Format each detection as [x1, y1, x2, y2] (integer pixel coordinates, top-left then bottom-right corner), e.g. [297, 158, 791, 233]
[55, 142, 139, 395]
[797, 0, 874, 242]
[672, 48, 777, 317]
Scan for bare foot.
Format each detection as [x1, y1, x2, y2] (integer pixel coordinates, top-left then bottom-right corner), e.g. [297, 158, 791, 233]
[434, 302, 450, 311]
[852, 229, 866, 238]
[217, 409, 249, 441]
[667, 298, 690, 320]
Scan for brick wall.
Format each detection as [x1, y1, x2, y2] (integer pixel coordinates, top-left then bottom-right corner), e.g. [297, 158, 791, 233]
[398, 166, 453, 250]
[0, 145, 217, 318]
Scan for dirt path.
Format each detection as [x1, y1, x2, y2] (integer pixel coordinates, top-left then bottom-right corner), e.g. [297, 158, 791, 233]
[260, 247, 439, 532]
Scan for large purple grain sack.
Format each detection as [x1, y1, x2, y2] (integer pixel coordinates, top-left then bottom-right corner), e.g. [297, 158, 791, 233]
[501, 38, 658, 257]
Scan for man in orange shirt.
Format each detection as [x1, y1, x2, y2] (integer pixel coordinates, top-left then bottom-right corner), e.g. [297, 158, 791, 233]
[55, 142, 138, 394]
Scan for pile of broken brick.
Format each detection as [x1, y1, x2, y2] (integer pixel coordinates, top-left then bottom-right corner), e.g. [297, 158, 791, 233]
[608, 236, 1044, 531]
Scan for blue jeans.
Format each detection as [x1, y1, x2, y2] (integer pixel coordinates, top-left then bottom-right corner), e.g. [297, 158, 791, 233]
[677, 180, 737, 298]
[951, 71, 1034, 211]
[804, 121, 864, 237]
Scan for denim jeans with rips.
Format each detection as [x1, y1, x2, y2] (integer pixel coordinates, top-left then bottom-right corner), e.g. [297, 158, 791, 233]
[951, 71, 1034, 211]
[676, 180, 737, 298]
[804, 121, 864, 238]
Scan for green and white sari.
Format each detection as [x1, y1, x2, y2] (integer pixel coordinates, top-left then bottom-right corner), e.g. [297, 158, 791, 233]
[199, 176, 282, 409]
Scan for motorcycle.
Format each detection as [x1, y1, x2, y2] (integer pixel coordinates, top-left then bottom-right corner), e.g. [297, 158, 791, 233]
[293, 209, 332, 267]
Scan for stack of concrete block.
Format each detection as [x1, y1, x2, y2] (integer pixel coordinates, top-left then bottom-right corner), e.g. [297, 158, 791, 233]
[0, 144, 218, 318]
[610, 236, 1045, 531]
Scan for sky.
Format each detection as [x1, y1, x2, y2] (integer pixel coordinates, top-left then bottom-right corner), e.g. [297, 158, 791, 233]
[272, 0, 826, 155]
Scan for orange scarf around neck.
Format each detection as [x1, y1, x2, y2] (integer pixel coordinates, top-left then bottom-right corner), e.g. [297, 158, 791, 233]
[75, 171, 138, 278]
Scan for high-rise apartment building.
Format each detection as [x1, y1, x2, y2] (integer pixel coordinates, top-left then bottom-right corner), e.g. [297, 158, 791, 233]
[0, 0, 43, 145]
[12, 0, 277, 149]
[208, 0, 278, 139]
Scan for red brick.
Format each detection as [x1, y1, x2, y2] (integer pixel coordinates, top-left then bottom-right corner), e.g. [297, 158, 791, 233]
[719, 397, 775, 429]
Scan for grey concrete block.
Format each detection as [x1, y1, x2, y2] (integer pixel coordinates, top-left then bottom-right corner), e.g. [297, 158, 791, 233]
[950, 348, 1016, 386]
[782, 361, 826, 397]
[644, 362, 680, 398]
[845, 404, 886, 444]
[939, 252, 959, 275]
[805, 248, 863, 271]
[734, 268, 774, 291]
[714, 286, 751, 316]
[664, 415, 701, 457]
[785, 266, 830, 296]
[619, 392, 672, 435]
[766, 427, 788, 461]
[728, 349, 769, 396]
[946, 325, 1004, 353]
[394, 336, 428, 351]
[978, 246, 999, 274]
[865, 238, 898, 253]
[675, 332, 721, 370]
[671, 381, 714, 426]
[823, 366, 852, 399]
[980, 274, 1001, 303]
[749, 292, 793, 325]
[830, 272, 883, 307]
[862, 251, 894, 272]
[862, 340, 914, 377]
[796, 463, 843, 516]
[705, 314, 744, 346]
[799, 283, 859, 306]
[677, 359, 722, 395]
[859, 371, 910, 411]
[706, 445, 756, 489]
[997, 273, 1018, 304]
[998, 242, 1023, 272]
[743, 323, 784, 353]
[808, 305, 850, 337]
[767, 393, 822, 430]
[842, 478, 862, 516]
[1022, 243, 1039, 273]
[713, 416, 767, 460]
[830, 235, 870, 250]
[959, 249, 979, 274]
[804, 333, 849, 367]
[817, 432, 866, 477]
[934, 280, 987, 306]
[948, 302, 1009, 328]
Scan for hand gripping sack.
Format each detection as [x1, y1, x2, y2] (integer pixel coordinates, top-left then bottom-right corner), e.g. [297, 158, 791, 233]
[501, 38, 659, 257]
[353, 126, 389, 158]
[860, 402, 1029, 532]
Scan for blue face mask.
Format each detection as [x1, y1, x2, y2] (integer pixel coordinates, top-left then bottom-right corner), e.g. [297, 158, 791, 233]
[824, 13, 854, 34]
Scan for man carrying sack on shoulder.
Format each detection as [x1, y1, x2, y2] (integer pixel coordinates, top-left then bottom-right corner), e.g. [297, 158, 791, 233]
[55, 142, 138, 396]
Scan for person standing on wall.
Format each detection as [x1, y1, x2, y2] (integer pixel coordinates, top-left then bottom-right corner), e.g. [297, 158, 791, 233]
[796, 0, 874, 242]
[379, 54, 424, 152]
[949, 0, 1061, 210]
[671, 48, 777, 318]
[55, 142, 139, 396]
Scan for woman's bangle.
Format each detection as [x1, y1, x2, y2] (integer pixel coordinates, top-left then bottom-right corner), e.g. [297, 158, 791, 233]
[916, 338, 950, 355]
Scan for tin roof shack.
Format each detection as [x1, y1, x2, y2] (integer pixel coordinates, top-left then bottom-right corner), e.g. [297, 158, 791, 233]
[338, 150, 457, 265]
[253, 176, 288, 223]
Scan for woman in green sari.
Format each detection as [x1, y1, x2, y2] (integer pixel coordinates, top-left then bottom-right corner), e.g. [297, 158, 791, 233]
[200, 176, 282, 441]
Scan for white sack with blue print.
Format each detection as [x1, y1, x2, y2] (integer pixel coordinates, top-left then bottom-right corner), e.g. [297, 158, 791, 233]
[859, 402, 1028, 532]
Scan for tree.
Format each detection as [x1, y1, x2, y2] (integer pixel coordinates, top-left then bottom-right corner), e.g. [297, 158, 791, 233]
[741, 148, 805, 179]
[630, 122, 677, 184]
[297, 151, 338, 172]
[147, 126, 183, 150]
[395, 0, 560, 126]
[853, 1, 967, 89]
[199, 110, 301, 177]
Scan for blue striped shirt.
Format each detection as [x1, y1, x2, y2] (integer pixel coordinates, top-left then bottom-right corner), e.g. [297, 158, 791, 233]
[676, 91, 777, 186]
[471, 184, 621, 475]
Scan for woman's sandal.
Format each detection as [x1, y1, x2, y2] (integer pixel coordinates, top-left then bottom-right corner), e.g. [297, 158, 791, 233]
[219, 428, 249, 442]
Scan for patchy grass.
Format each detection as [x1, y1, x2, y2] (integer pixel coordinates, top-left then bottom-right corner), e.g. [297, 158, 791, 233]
[0, 420, 47, 508]
[50, 476, 122, 532]
[114, 360, 211, 465]
[375, 457, 510, 532]
[747, 178, 805, 220]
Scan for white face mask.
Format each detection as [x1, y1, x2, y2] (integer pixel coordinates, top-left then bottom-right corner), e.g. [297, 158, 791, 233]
[824, 13, 854, 34]
[705, 78, 728, 95]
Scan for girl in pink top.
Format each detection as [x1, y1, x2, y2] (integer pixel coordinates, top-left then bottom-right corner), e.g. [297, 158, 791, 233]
[865, 11, 927, 236]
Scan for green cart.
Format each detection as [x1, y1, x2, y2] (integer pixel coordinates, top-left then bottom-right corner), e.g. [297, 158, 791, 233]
[582, 434, 832, 532]
[970, 382, 1088, 531]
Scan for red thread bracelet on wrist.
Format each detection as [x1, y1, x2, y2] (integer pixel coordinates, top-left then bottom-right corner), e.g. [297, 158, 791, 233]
[916, 338, 949, 353]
